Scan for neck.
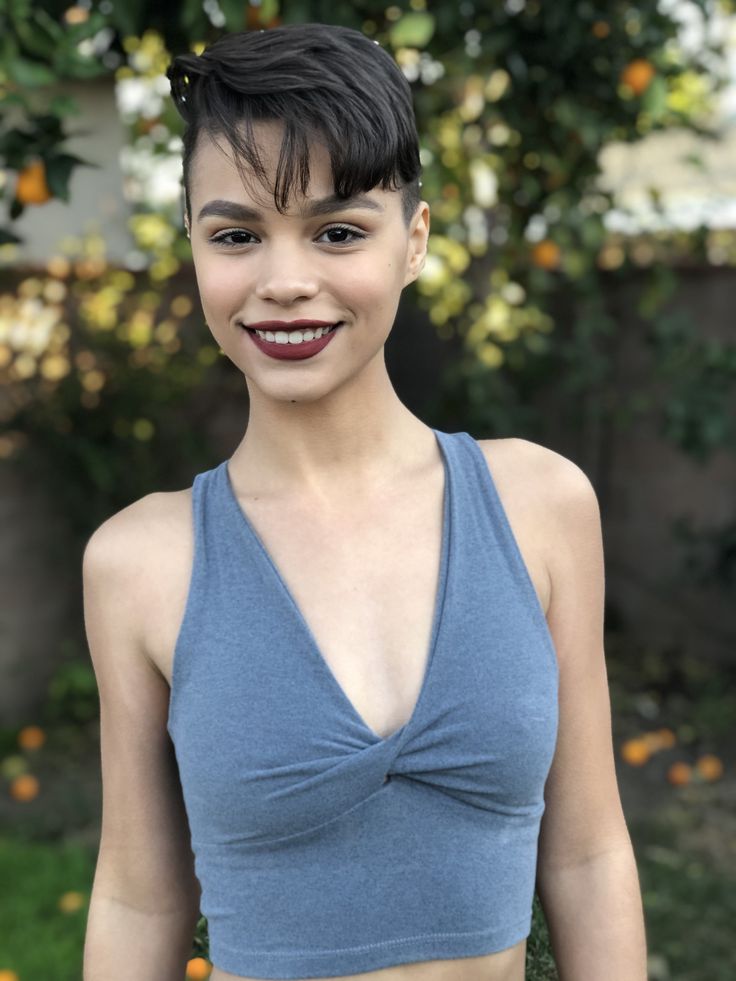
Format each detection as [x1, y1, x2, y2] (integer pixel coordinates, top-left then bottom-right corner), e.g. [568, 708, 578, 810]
[229, 357, 434, 500]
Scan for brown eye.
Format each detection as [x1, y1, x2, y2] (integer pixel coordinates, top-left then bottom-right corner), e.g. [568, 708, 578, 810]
[319, 225, 366, 245]
[210, 230, 255, 247]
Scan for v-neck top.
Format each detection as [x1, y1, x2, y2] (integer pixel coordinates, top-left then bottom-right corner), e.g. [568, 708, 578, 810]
[167, 428, 559, 979]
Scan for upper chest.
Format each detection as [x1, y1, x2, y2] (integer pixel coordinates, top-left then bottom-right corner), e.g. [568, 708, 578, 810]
[144, 438, 553, 741]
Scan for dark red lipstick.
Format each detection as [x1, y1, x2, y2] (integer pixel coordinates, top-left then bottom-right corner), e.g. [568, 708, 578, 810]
[242, 319, 344, 361]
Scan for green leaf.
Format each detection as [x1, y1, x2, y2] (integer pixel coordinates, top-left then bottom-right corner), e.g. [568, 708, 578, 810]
[181, 0, 211, 35]
[49, 95, 80, 118]
[259, 0, 280, 21]
[642, 74, 668, 121]
[0, 92, 30, 111]
[104, 0, 146, 37]
[278, 0, 312, 24]
[31, 7, 69, 44]
[389, 12, 436, 49]
[219, 0, 249, 31]
[7, 56, 57, 87]
[7, 0, 31, 22]
[11, 16, 57, 62]
[45, 153, 92, 201]
[34, 114, 65, 140]
[52, 48, 109, 80]
[1, 128, 42, 167]
[0, 33, 20, 64]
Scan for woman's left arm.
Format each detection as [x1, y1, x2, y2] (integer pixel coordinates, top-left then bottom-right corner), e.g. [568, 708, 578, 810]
[533, 449, 648, 981]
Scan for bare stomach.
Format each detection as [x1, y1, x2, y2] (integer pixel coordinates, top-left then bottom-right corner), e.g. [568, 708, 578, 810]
[209, 940, 527, 981]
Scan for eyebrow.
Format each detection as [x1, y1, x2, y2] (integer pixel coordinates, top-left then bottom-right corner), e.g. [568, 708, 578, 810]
[196, 193, 384, 224]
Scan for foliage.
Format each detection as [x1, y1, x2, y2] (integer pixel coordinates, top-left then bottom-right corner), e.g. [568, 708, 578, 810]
[1, 232, 219, 533]
[631, 812, 736, 981]
[41, 656, 99, 729]
[0, 0, 111, 229]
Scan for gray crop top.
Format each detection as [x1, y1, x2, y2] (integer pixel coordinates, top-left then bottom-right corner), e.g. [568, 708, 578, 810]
[167, 428, 559, 978]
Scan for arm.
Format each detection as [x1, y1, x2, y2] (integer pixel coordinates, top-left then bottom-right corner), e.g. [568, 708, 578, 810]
[536, 846, 647, 981]
[84, 899, 200, 980]
[531, 447, 648, 980]
[81, 501, 202, 980]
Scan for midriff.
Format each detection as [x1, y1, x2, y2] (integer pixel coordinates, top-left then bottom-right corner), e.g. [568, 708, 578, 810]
[209, 940, 527, 981]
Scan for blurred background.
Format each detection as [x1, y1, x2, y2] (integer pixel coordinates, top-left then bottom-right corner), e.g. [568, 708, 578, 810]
[1, 1, 735, 979]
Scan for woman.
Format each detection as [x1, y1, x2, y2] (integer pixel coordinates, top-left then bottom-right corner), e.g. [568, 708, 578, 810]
[82, 22, 648, 981]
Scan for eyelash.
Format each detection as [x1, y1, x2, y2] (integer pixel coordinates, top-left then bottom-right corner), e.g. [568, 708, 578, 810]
[209, 224, 367, 249]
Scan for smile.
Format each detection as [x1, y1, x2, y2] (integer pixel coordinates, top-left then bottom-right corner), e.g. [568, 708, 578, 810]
[246, 323, 341, 345]
[242, 322, 344, 361]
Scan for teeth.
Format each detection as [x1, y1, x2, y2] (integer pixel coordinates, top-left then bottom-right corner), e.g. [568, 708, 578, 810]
[255, 325, 336, 344]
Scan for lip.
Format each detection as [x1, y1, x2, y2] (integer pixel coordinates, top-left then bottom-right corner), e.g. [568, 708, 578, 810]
[244, 322, 343, 361]
[245, 319, 338, 332]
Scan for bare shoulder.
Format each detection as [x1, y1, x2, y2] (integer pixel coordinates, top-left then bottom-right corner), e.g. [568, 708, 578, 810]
[83, 488, 192, 578]
[83, 488, 193, 677]
[475, 435, 589, 483]
[472, 437, 599, 615]
[474, 436, 598, 517]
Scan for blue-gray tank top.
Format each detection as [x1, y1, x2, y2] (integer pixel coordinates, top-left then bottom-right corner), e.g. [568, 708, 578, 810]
[167, 428, 559, 979]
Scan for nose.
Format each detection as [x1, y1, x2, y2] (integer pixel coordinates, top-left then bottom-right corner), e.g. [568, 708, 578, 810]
[254, 245, 320, 305]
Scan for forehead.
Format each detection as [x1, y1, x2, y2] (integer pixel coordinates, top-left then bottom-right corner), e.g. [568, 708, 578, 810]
[188, 120, 396, 215]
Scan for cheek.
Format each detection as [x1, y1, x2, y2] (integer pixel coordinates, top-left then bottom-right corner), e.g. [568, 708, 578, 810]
[338, 250, 406, 304]
[193, 256, 244, 315]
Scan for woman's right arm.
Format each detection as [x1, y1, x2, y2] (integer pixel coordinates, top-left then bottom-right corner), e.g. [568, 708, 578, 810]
[81, 502, 202, 980]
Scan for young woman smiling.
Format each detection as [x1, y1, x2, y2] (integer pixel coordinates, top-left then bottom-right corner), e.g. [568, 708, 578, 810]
[82, 23, 648, 981]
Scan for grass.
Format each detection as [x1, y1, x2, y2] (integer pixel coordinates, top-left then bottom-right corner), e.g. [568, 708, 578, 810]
[632, 811, 736, 981]
[0, 835, 95, 980]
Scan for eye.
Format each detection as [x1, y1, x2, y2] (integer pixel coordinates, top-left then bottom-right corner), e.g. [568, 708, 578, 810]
[207, 223, 367, 250]
[318, 224, 367, 246]
[209, 229, 256, 248]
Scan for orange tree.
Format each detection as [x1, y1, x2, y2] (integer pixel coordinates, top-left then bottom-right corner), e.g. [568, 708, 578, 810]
[1, 0, 735, 533]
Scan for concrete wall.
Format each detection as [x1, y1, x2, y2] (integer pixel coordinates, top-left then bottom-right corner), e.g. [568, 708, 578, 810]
[7, 78, 135, 265]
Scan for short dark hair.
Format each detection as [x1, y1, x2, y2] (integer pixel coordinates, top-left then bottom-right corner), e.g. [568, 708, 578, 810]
[167, 24, 422, 228]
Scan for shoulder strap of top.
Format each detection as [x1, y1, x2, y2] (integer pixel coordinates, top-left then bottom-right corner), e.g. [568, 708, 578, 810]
[167, 465, 218, 735]
[441, 430, 549, 618]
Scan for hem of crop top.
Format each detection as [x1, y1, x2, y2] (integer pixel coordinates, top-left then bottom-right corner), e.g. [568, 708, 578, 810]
[209, 913, 531, 980]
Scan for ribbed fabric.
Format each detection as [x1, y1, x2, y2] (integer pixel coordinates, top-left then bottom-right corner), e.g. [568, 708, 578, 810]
[168, 428, 559, 979]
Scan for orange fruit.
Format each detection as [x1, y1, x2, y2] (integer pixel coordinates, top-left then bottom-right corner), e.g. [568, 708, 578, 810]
[641, 728, 675, 752]
[0, 969, 20, 981]
[621, 738, 650, 766]
[64, 6, 89, 25]
[9, 773, 40, 801]
[531, 239, 560, 270]
[186, 957, 212, 979]
[18, 725, 45, 750]
[695, 754, 723, 781]
[620, 59, 656, 96]
[58, 890, 86, 913]
[666, 761, 692, 786]
[16, 159, 52, 205]
[654, 727, 676, 749]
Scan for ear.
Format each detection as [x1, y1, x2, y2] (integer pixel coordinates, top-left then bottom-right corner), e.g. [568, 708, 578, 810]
[403, 201, 430, 287]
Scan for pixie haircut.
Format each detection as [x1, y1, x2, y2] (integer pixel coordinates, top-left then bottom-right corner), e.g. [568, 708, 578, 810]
[166, 23, 423, 228]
